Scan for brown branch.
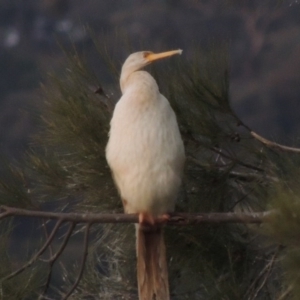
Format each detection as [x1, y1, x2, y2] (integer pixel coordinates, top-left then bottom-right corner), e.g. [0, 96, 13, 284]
[62, 223, 91, 300]
[2, 219, 63, 281]
[277, 285, 293, 300]
[250, 131, 300, 153]
[38, 222, 76, 300]
[41, 219, 54, 258]
[38, 266, 53, 300]
[0, 211, 10, 220]
[0, 205, 275, 299]
[229, 170, 279, 183]
[245, 247, 279, 299]
[38, 219, 55, 300]
[0, 205, 273, 225]
[231, 107, 300, 153]
[44, 222, 76, 263]
[210, 147, 265, 172]
[229, 187, 256, 211]
[251, 251, 277, 300]
[219, 89, 300, 153]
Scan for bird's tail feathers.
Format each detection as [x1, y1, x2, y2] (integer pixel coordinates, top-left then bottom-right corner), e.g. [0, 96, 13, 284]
[136, 225, 169, 300]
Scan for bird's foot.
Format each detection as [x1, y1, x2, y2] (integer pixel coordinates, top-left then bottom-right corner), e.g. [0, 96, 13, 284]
[139, 212, 162, 232]
[138, 212, 171, 231]
[157, 213, 171, 224]
[139, 212, 155, 227]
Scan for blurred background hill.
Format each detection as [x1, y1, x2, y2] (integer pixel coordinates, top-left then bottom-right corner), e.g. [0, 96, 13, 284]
[0, 0, 300, 157]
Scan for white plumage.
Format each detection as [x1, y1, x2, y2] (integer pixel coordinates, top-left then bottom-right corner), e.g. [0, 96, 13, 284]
[106, 50, 185, 216]
[105, 49, 185, 300]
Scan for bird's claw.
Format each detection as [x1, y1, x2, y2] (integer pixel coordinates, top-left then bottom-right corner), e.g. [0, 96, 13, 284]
[139, 212, 155, 227]
[139, 213, 171, 227]
[157, 213, 171, 224]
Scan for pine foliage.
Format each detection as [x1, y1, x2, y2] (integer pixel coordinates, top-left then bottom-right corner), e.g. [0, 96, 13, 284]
[0, 221, 44, 299]
[0, 39, 300, 299]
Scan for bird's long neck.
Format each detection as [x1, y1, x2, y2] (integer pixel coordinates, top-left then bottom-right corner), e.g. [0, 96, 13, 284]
[120, 70, 159, 95]
[120, 64, 137, 94]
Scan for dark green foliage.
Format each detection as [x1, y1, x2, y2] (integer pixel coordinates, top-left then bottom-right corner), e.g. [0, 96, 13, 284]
[0, 221, 44, 299]
[28, 47, 119, 209]
[50, 42, 276, 299]
[0, 39, 300, 299]
[266, 185, 300, 246]
[0, 159, 33, 207]
[264, 183, 300, 300]
[62, 224, 137, 300]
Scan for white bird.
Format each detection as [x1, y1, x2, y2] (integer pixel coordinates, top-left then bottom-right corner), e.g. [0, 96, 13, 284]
[106, 49, 185, 300]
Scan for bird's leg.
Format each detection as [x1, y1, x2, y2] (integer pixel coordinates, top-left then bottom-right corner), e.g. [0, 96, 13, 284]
[139, 212, 155, 227]
[139, 212, 171, 231]
[157, 213, 171, 224]
[139, 212, 162, 232]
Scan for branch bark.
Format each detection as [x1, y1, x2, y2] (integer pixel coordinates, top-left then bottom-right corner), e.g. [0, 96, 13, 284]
[231, 108, 300, 153]
[39, 222, 76, 300]
[0, 205, 275, 299]
[250, 131, 300, 153]
[62, 223, 90, 300]
[0, 205, 273, 225]
[2, 219, 63, 281]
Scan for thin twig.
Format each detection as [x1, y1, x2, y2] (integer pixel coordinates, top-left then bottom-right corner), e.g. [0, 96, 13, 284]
[229, 187, 256, 211]
[229, 171, 278, 183]
[0, 205, 274, 225]
[188, 134, 265, 173]
[0, 211, 10, 220]
[62, 223, 91, 300]
[210, 147, 265, 172]
[188, 156, 278, 182]
[245, 248, 278, 300]
[38, 267, 53, 300]
[44, 222, 76, 263]
[250, 131, 300, 153]
[38, 222, 76, 299]
[38, 219, 55, 300]
[250, 251, 276, 300]
[231, 108, 300, 153]
[277, 285, 293, 300]
[2, 219, 63, 281]
[41, 219, 54, 257]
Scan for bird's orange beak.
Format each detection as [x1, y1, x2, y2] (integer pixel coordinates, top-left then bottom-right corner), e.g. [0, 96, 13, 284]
[145, 49, 182, 62]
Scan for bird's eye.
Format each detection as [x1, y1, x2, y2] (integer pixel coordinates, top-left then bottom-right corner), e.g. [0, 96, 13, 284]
[143, 51, 153, 58]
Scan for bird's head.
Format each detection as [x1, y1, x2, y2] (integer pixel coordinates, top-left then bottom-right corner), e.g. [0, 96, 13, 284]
[120, 49, 182, 92]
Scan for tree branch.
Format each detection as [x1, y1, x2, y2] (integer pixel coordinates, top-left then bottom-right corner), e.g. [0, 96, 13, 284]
[245, 247, 279, 299]
[210, 147, 265, 172]
[0, 205, 273, 225]
[188, 156, 278, 183]
[228, 170, 278, 183]
[38, 219, 55, 300]
[231, 108, 300, 153]
[2, 219, 63, 281]
[39, 222, 76, 299]
[62, 223, 90, 300]
[250, 131, 300, 153]
[0, 205, 275, 299]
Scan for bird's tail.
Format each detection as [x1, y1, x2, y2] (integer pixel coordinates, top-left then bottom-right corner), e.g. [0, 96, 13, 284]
[136, 225, 170, 300]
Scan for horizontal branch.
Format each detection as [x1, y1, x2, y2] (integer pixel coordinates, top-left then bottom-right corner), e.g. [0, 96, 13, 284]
[0, 205, 274, 298]
[0, 205, 273, 225]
